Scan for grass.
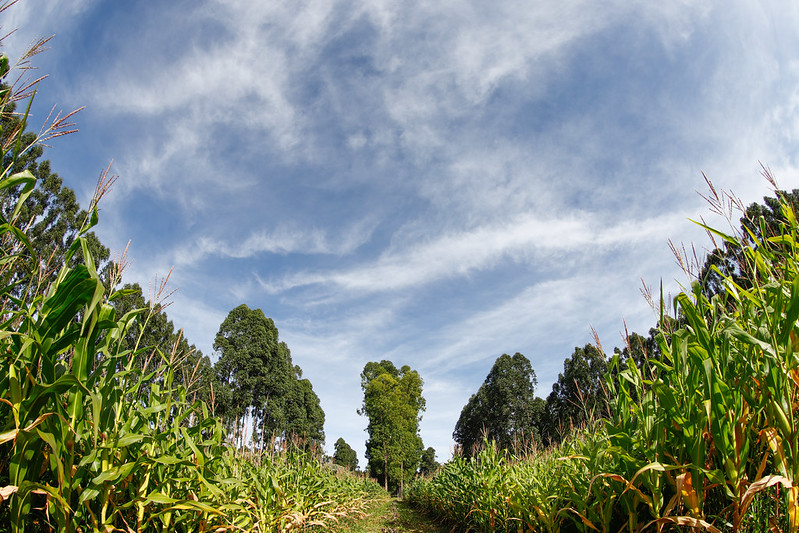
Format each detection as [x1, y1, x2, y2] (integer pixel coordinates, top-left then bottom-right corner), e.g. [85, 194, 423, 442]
[326, 493, 452, 533]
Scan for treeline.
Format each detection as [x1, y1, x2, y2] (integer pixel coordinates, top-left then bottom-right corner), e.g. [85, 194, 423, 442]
[452, 338, 648, 455]
[110, 289, 326, 450]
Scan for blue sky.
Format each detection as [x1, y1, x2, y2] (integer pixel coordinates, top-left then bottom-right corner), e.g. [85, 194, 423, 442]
[3, 1, 798, 465]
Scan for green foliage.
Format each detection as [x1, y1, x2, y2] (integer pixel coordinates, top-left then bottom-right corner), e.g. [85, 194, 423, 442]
[359, 360, 425, 494]
[453, 352, 544, 456]
[407, 438, 591, 532]
[418, 447, 438, 477]
[213, 303, 325, 448]
[284, 378, 326, 444]
[214, 447, 378, 531]
[544, 343, 609, 442]
[598, 180, 799, 531]
[0, 38, 362, 531]
[0, 146, 227, 530]
[411, 178, 799, 532]
[333, 437, 358, 471]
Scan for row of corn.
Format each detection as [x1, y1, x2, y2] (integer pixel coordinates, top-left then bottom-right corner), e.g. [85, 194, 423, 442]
[0, 51, 377, 531]
[0, 178, 377, 532]
[409, 189, 799, 532]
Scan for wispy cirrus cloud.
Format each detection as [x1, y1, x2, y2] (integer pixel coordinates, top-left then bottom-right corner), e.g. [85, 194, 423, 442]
[193, 221, 374, 261]
[258, 210, 687, 295]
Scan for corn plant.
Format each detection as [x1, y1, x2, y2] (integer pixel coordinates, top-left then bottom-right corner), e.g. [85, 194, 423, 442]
[410, 179, 799, 532]
[601, 181, 799, 531]
[0, 40, 376, 532]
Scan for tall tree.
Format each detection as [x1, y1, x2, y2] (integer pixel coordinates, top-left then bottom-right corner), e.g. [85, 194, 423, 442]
[213, 304, 324, 448]
[418, 447, 438, 476]
[332, 437, 358, 471]
[359, 360, 425, 494]
[0, 90, 109, 295]
[284, 377, 325, 445]
[214, 304, 290, 445]
[453, 352, 544, 456]
[544, 344, 608, 442]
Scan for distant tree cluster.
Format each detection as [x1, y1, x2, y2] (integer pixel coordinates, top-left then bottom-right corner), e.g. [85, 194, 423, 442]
[333, 437, 358, 471]
[453, 353, 544, 455]
[418, 446, 439, 476]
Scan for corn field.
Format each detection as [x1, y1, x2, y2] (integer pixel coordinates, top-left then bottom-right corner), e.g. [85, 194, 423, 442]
[408, 180, 799, 532]
[0, 42, 377, 532]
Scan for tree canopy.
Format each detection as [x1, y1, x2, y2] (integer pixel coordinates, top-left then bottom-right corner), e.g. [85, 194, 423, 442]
[544, 344, 608, 442]
[359, 360, 425, 494]
[332, 437, 358, 471]
[213, 304, 325, 448]
[418, 447, 438, 476]
[453, 352, 544, 456]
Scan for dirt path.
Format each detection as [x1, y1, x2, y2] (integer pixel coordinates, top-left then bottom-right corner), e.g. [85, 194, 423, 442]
[328, 495, 452, 533]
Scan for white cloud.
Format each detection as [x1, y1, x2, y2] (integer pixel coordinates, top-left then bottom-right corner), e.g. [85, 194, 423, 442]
[1, 1, 97, 61]
[259, 210, 686, 295]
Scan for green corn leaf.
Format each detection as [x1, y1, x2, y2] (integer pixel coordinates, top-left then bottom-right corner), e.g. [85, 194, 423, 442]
[109, 434, 146, 448]
[17, 480, 73, 515]
[77, 486, 101, 505]
[151, 455, 189, 466]
[180, 427, 205, 467]
[145, 491, 177, 505]
[690, 219, 739, 246]
[780, 273, 799, 346]
[0, 223, 34, 257]
[92, 461, 139, 485]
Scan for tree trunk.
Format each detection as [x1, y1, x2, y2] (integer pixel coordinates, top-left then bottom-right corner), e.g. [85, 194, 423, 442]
[384, 448, 388, 492]
[233, 403, 240, 448]
[399, 461, 404, 499]
[259, 396, 270, 453]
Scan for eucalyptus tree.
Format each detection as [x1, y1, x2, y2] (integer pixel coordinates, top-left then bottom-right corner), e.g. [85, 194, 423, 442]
[453, 352, 544, 456]
[359, 360, 425, 494]
[418, 447, 438, 476]
[332, 438, 358, 471]
[213, 304, 324, 448]
[284, 377, 325, 445]
[544, 344, 609, 442]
